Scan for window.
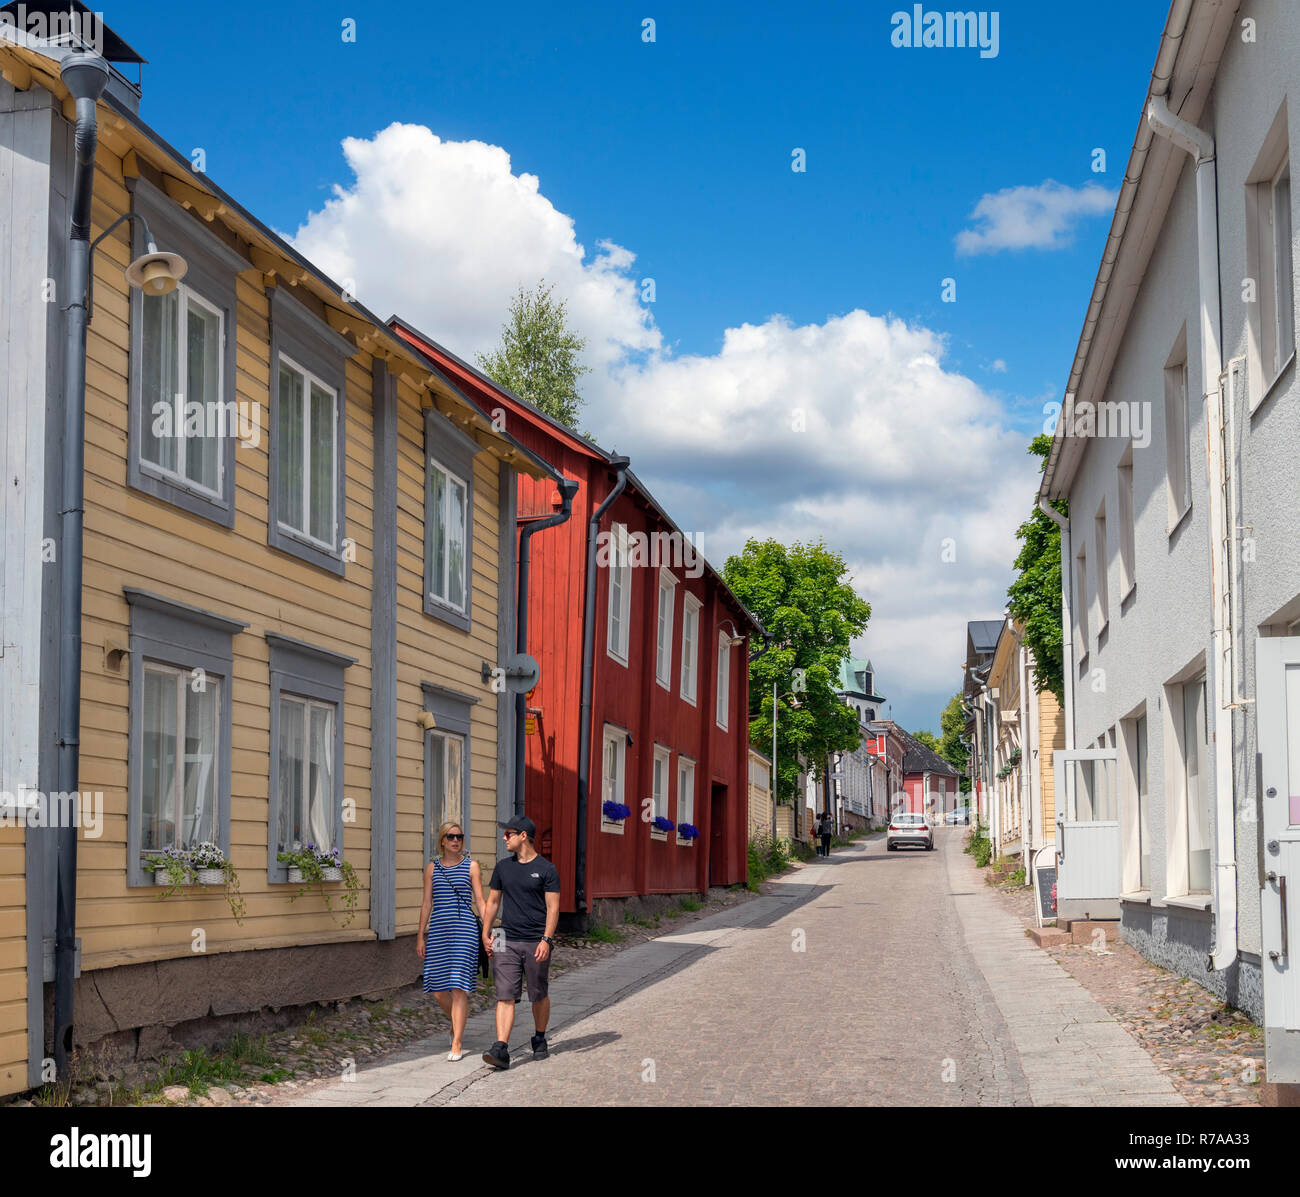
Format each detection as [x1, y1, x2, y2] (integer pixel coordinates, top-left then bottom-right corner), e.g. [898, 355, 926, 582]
[1135, 713, 1149, 890]
[427, 457, 469, 613]
[267, 633, 354, 881]
[606, 523, 631, 665]
[716, 629, 731, 730]
[125, 588, 246, 886]
[651, 745, 671, 840]
[678, 757, 696, 843]
[1181, 677, 1211, 895]
[127, 178, 242, 527]
[276, 356, 337, 547]
[267, 287, 350, 575]
[423, 412, 478, 631]
[681, 593, 702, 704]
[1117, 445, 1136, 597]
[600, 725, 627, 834]
[655, 569, 677, 688]
[1074, 543, 1089, 662]
[1094, 503, 1109, 631]
[1163, 342, 1191, 527]
[1246, 109, 1295, 407]
[422, 682, 476, 860]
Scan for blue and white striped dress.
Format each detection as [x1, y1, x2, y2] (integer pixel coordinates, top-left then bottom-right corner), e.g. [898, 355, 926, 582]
[422, 858, 479, 993]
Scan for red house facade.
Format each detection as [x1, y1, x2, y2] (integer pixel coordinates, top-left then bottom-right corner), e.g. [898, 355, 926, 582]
[391, 319, 763, 918]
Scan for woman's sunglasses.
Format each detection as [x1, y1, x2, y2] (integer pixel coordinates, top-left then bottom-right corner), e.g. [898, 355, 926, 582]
[444, 833, 464, 841]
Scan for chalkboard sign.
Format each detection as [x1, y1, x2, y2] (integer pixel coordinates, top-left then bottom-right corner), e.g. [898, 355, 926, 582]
[1035, 866, 1057, 921]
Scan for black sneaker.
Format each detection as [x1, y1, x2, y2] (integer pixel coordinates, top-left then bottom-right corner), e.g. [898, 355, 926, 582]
[531, 1032, 549, 1059]
[482, 1040, 510, 1070]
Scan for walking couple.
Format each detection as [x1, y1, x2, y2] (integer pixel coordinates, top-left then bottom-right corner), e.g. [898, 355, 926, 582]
[417, 814, 561, 1069]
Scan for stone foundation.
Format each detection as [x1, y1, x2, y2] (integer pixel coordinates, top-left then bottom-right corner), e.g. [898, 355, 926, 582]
[45, 935, 424, 1069]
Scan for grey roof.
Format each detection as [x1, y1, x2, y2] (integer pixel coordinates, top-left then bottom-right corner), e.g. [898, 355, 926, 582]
[898, 727, 960, 777]
[967, 620, 1003, 655]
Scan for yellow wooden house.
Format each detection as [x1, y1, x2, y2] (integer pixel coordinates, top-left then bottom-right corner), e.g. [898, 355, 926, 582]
[0, 23, 560, 1096]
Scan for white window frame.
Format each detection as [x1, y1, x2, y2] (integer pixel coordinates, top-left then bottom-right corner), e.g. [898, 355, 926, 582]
[681, 593, 702, 705]
[276, 692, 337, 856]
[1246, 110, 1295, 411]
[678, 756, 696, 846]
[426, 728, 466, 859]
[655, 568, 677, 689]
[427, 454, 470, 614]
[1094, 502, 1109, 633]
[276, 351, 339, 552]
[1163, 352, 1191, 530]
[651, 744, 671, 840]
[138, 282, 226, 501]
[600, 724, 627, 835]
[1074, 543, 1089, 664]
[716, 629, 731, 731]
[1117, 445, 1136, 599]
[139, 661, 221, 856]
[606, 522, 631, 666]
[1176, 676, 1211, 897]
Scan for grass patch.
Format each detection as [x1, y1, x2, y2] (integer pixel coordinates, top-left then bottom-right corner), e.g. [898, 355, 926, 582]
[746, 835, 798, 891]
[679, 897, 702, 912]
[586, 920, 623, 944]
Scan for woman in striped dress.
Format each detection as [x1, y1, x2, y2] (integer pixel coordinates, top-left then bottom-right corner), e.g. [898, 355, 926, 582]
[417, 822, 485, 1060]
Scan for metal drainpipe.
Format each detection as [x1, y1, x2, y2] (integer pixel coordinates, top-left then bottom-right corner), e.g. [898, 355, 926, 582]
[514, 477, 578, 820]
[1147, 93, 1237, 973]
[574, 456, 630, 913]
[53, 51, 110, 1078]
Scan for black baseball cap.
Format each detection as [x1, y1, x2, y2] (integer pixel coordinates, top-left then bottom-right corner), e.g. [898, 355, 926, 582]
[498, 815, 537, 839]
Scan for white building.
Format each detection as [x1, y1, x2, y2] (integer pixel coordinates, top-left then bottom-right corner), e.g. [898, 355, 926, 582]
[1040, 0, 1300, 1082]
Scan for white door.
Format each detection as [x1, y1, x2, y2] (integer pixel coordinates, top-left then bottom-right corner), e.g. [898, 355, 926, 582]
[1053, 748, 1120, 917]
[1256, 637, 1300, 1082]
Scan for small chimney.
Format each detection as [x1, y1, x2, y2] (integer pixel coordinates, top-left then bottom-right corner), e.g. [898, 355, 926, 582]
[0, 1, 147, 112]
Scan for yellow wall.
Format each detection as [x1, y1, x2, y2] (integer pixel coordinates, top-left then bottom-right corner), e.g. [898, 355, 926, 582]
[1038, 689, 1065, 834]
[0, 827, 26, 1097]
[73, 145, 505, 969]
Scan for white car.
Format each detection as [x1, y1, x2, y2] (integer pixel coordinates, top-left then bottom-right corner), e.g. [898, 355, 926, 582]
[887, 812, 934, 851]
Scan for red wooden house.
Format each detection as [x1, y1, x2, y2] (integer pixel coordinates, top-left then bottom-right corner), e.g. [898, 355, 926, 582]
[390, 318, 763, 920]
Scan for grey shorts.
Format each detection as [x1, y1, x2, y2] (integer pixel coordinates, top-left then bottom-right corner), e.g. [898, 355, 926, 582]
[491, 939, 551, 1002]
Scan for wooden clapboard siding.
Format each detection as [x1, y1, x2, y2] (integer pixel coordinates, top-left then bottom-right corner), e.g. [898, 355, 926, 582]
[1039, 689, 1065, 833]
[0, 826, 25, 1097]
[393, 377, 502, 932]
[72, 140, 387, 970]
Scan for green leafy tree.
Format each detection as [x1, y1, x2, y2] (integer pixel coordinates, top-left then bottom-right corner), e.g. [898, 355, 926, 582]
[938, 692, 970, 793]
[1007, 434, 1066, 703]
[477, 279, 589, 428]
[912, 730, 940, 752]
[723, 539, 872, 807]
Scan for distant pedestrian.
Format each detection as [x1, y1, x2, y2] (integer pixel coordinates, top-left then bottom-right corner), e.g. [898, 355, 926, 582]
[818, 811, 834, 857]
[480, 816, 561, 1070]
[418, 822, 486, 1061]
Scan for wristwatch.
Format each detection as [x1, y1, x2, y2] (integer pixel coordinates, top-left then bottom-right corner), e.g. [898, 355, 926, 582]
[542, 935, 555, 946]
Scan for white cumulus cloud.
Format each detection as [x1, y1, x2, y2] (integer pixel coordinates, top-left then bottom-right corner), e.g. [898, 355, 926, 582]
[287, 124, 1039, 729]
[955, 179, 1116, 256]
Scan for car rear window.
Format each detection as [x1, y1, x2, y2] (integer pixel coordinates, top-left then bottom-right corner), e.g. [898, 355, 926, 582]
[894, 814, 926, 824]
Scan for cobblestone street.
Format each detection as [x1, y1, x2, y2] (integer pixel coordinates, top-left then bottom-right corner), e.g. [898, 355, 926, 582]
[270, 828, 1188, 1108]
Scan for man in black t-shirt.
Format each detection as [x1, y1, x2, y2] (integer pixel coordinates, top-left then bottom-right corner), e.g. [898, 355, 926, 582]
[480, 815, 561, 1070]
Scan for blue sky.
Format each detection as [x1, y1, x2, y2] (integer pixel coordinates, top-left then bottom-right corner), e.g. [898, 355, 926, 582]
[101, 0, 1171, 731]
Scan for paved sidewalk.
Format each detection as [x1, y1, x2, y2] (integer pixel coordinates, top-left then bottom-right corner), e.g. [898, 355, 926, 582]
[286, 874, 826, 1107]
[945, 833, 1185, 1107]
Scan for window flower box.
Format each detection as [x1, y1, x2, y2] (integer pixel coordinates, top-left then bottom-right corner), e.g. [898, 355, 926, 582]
[602, 801, 632, 823]
[676, 822, 700, 841]
[651, 816, 676, 834]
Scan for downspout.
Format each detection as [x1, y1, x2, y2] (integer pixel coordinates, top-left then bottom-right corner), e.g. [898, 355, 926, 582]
[1147, 93, 1237, 973]
[574, 455, 630, 913]
[54, 51, 110, 1078]
[514, 476, 578, 820]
